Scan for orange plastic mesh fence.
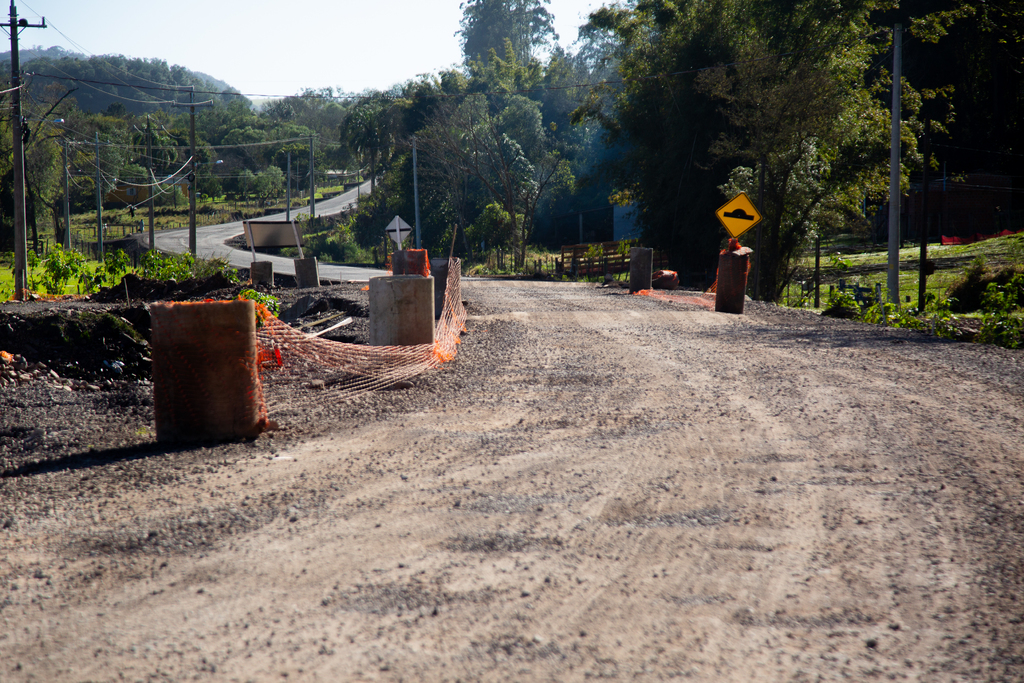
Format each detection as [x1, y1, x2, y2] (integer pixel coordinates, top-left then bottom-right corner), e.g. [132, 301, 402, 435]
[254, 257, 466, 410]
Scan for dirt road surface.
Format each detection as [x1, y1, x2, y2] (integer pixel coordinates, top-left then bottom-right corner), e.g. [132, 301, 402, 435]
[2, 280, 1024, 681]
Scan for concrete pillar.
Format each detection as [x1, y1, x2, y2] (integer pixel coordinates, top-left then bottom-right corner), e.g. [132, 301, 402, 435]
[629, 247, 653, 292]
[715, 250, 751, 314]
[294, 257, 320, 289]
[391, 249, 429, 276]
[250, 261, 273, 286]
[369, 275, 435, 346]
[429, 258, 449, 319]
[151, 299, 264, 442]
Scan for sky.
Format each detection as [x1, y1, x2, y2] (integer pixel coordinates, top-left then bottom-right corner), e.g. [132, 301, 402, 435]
[16, 0, 605, 100]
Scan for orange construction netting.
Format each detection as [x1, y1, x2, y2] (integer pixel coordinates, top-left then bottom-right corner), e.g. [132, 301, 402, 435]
[253, 256, 466, 409]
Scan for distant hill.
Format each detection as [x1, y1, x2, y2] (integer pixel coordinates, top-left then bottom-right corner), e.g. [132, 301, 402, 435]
[0, 46, 249, 114]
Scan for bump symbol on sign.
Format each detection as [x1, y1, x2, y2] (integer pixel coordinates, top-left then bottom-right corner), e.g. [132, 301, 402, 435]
[723, 208, 756, 221]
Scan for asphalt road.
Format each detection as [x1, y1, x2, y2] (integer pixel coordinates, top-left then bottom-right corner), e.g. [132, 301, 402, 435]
[150, 180, 388, 281]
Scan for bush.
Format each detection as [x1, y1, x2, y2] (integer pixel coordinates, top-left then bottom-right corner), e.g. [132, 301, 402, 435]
[945, 258, 1024, 312]
[40, 247, 87, 295]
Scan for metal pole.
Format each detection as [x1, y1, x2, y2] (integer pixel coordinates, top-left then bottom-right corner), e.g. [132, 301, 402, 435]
[579, 213, 583, 244]
[919, 119, 930, 308]
[146, 116, 155, 251]
[754, 154, 766, 300]
[188, 87, 197, 256]
[413, 135, 421, 249]
[96, 132, 103, 258]
[887, 24, 902, 306]
[286, 150, 291, 222]
[63, 138, 70, 250]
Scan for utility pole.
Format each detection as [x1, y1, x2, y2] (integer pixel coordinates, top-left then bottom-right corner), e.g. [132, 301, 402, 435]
[286, 150, 291, 222]
[7, 0, 45, 299]
[95, 132, 103, 258]
[887, 24, 903, 306]
[146, 116, 155, 250]
[172, 87, 212, 256]
[62, 138, 70, 250]
[919, 119, 931, 308]
[413, 135, 421, 249]
[308, 135, 315, 228]
[754, 154, 766, 300]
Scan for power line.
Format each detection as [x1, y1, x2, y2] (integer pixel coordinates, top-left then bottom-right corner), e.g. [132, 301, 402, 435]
[22, 29, 889, 106]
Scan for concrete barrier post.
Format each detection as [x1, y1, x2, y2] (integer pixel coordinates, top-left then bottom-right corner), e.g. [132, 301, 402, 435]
[294, 257, 320, 289]
[369, 275, 435, 346]
[629, 247, 653, 292]
[429, 258, 450, 319]
[250, 261, 273, 286]
[151, 300, 264, 442]
[715, 250, 751, 314]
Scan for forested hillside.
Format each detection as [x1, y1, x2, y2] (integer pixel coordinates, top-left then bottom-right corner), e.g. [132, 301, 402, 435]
[0, 47, 245, 114]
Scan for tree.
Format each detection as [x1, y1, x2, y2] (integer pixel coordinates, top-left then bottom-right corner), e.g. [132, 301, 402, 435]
[458, 0, 558, 64]
[253, 166, 284, 207]
[574, 0, 910, 300]
[419, 93, 569, 269]
[341, 97, 403, 192]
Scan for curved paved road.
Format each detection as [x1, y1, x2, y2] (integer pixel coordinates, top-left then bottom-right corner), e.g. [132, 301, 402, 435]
[150, 181, 388, 281]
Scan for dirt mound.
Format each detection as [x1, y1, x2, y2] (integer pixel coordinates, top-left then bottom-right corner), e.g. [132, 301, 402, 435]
[89, 272, 241, 304]
[0, 308, 152, 383]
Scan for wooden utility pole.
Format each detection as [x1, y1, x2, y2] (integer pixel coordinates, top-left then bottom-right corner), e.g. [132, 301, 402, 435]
[8, 0, 45, 298]
[63, 138, 70, 250]
[286, 150, 291, 222]
[754, 154, 766, 300]
[95, 132, 103, 258]
[172, 87, 212, 256]
[309, 135, 316, 228]
[147, 116, 155, 250]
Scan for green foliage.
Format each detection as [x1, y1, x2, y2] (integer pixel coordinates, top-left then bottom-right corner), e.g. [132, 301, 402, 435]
[827, 287, 859, 310]
[104, 249, 131, 287]
[946, 259, 1024, 312]
[827, 253, 851, 272]
[39, 246, 87, 295]
[140, 250, 195, 280]
[238, 288, 280, 318]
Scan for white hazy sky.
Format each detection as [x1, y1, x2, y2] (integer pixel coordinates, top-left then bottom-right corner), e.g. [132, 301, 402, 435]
[16, 0, 605, 99]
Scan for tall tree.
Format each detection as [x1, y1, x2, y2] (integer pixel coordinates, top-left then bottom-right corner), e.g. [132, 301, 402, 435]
[459, 0, 558, 64]
[574, 0, 909, 300]
[420, 93, 568, 268]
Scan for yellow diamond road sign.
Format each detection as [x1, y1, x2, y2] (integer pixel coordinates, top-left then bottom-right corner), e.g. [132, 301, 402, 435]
[715, 191, 762, 238]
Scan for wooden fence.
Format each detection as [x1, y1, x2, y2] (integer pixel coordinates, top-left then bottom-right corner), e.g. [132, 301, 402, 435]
[557, 241, 669, 277]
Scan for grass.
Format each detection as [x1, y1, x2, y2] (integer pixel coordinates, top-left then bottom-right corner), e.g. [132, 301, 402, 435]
[785, 232, 1024, 310]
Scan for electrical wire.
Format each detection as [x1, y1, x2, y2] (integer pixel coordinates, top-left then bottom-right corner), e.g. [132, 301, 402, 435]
[23, 27, 891, 106]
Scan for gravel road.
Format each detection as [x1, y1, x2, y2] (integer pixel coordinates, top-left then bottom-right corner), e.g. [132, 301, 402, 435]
[2, 279, 1023, 681]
